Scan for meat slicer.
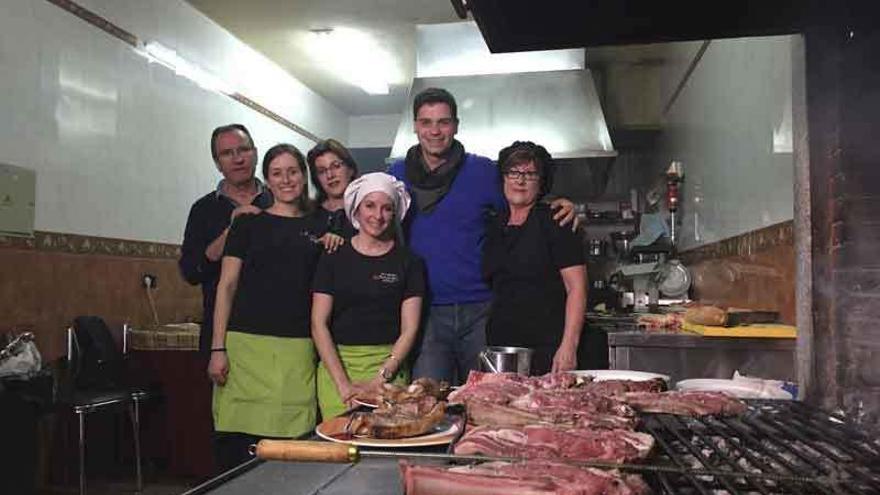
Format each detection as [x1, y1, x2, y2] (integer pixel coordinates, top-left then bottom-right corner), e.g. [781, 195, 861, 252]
[611, 258, 691, 312]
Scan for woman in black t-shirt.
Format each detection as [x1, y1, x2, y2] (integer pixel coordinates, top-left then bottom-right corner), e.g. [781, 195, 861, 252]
[483, 141, 587, 375]
[207, 144, 341, 470]
[311, 172, 425, 419]
[307, 139, 359, 239]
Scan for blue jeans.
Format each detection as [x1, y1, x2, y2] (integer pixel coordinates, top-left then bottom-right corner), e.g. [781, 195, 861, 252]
[412, 301, 490, 386]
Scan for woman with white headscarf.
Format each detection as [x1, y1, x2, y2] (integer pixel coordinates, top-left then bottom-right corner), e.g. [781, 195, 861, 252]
[311, 172, 425, 418]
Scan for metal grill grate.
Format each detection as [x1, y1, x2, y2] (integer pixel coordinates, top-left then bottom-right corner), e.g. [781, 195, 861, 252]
[640, 400, 880, 494]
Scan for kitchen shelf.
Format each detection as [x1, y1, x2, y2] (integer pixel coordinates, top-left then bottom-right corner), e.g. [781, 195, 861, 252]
[582, 217, 636, 226]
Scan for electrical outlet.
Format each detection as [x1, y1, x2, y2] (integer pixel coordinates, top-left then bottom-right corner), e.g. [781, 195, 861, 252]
[142, 273, 158, 289]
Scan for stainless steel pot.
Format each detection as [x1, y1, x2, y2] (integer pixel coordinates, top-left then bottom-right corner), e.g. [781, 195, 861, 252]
[478, 346, 534, 375]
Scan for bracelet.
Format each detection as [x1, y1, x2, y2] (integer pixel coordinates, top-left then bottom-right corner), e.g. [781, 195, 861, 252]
[211, 348, 227, 353]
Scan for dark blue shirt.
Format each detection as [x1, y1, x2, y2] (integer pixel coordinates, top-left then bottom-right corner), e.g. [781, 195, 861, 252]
[178, 180, 272, 352]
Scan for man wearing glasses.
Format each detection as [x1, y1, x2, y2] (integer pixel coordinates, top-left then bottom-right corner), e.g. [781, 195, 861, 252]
[179, 123, 272, 354]
[388, 88, 575, 385]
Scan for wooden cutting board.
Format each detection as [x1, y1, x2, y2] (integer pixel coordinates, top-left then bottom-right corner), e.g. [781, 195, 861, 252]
[682, 321, 796, 338]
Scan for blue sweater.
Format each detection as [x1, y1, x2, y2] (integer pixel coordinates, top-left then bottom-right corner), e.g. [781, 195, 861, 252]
[389, 153, 505, 305]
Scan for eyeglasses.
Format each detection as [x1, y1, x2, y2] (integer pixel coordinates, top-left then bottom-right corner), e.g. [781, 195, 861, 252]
[217, 145, 255, 159]
[504, 170, 540, 182]
[316, 160, 345, 177]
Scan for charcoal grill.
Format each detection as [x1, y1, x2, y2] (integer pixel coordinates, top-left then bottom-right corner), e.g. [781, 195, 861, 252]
[639, 400, 880, 494]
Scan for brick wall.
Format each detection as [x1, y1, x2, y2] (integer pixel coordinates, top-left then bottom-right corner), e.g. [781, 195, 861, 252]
[804, 27, 880, 426]
[680, 221, 796, 325]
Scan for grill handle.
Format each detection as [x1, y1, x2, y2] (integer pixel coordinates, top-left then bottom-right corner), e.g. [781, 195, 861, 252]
[253, 440, 358, 463]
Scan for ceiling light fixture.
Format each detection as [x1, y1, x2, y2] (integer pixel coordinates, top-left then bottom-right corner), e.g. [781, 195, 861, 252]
[307, 27, 396, 96]
[138, 41, 235, 96]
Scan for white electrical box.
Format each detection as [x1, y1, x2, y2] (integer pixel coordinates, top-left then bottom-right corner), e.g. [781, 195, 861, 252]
[0, 163, 36, 237]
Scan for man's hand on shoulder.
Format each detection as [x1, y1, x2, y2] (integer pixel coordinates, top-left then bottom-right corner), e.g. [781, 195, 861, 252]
[549, 197, 579, 231]
[205, 205, 261, 262]
[231, 204, 261, 222]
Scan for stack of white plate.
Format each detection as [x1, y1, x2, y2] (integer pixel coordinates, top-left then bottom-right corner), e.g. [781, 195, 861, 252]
[675, 378, 794, 399]
[568, 369, 670, 383]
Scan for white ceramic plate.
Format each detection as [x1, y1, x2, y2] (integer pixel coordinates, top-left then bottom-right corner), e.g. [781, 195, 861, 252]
[569, 369, 671, 383]
[675, 379, 793, 399]
[314, 415, 462, 448]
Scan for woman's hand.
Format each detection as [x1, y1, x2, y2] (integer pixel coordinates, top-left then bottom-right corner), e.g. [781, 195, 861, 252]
[319, 233, 344, 253]
[207, 352, 229, 385]
[346, 377, 386, 405]
[551, 342, 578, 372]
[338, 381, 361, 407]
[365, 374, 387, 391]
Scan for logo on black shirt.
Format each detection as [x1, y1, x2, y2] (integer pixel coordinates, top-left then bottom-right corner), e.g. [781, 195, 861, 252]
[373, 272, 399, 284]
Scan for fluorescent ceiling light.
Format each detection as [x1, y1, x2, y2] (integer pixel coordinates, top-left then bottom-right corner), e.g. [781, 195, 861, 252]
[138, 41, 235, 96]
[307, 28, 397, 95]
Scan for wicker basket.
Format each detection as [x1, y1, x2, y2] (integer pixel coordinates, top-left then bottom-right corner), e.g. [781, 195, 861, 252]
[129, 323, 200, 351]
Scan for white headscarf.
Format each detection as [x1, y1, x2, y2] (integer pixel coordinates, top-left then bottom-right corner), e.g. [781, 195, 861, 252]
[343, 172, 411, 230]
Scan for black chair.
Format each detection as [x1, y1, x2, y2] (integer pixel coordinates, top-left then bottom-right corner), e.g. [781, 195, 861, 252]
[61, 316, 154, 495]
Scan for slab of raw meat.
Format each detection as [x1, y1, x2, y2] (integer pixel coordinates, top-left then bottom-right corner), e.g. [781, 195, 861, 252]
[400, 460, 649, 495]
[622, 390, 748, 416]
[454, 424, 654, 464]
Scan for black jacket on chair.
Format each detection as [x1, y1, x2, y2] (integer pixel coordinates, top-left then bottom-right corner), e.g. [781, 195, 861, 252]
[71, 316, 125, 390]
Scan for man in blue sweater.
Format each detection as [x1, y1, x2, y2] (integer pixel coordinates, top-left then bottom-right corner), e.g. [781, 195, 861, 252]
[388, 88, 574, 384]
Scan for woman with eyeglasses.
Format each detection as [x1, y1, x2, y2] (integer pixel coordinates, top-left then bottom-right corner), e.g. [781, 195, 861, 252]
[307, 139, 360, 239]
[482, 141, 587, 375]
[311, 173, 425, 419]
[208, 144, 340, 471]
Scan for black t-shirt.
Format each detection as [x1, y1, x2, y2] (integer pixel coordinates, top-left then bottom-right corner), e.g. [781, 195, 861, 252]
[224, 211, 326, 338]
[314, 207, 357, 239]
[313, 242, 425, 345]
[483, 204, 585, 347]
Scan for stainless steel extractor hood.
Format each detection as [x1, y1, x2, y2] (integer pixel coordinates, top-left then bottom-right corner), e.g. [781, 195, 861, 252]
[389, 22, 616, 162]
[389, 69, 616, 160]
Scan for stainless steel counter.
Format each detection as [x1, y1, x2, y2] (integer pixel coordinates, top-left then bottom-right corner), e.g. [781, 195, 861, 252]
[607, 331, 796, 383]
[186, 457, 410, 495]
[584, 312, 639, 333]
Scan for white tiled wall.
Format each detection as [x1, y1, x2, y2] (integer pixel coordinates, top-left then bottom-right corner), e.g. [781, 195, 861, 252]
[661, 36, 797, 250]
[0, 0, 348, 243]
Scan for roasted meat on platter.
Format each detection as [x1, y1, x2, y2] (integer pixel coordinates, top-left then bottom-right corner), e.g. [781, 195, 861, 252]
[355, 377, 450, 406]
[347, 396, 447, 439]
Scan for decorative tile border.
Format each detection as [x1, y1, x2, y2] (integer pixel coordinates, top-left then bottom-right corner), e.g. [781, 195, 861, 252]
[46, 0, 138, 47]
[0, 231, 180, 259]
[679, 220, 794, 264]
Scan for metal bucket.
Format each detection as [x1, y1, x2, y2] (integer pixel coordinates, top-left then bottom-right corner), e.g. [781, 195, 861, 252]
[478, 346, 534, 375]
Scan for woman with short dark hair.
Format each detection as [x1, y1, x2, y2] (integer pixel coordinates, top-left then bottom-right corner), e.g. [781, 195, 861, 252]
[307, 139, 359, 238]
[483, 141, 587, 375]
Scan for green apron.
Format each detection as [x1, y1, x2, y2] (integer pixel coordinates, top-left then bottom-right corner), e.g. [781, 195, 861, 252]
[213, 331, 316, 438]
[317, 344, 409, 419]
